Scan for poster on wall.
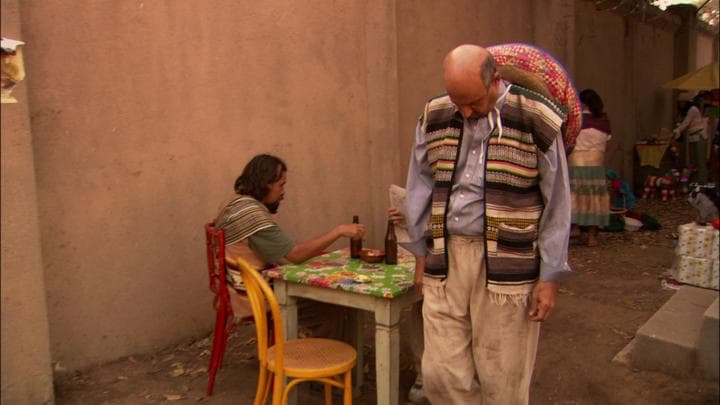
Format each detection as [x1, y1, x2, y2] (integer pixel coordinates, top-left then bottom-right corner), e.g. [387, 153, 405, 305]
[1, 37, 26, 104]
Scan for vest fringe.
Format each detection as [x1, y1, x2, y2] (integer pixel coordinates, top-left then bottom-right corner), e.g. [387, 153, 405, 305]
[488, 290, 531, 307]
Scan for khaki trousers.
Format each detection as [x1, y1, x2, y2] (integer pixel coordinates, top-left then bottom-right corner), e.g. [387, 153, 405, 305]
[422, 236, 540, 405]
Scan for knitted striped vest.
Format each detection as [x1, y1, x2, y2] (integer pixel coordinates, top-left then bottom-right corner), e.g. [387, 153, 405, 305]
[422, 85, 565, 299]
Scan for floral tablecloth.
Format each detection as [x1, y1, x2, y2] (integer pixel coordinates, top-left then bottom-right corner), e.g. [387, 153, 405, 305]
[264, 248, 416, 298]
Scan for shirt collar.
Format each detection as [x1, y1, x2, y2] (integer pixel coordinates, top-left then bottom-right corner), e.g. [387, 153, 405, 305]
[495, 79, 509, 110]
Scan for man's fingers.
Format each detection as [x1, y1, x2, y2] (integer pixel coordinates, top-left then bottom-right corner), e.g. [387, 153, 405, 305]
[354, 224, 366, 238]
[529, 281, 558, 321]
[529, 302, 553, 321]
[528, 300, 539, 319]
[413, 275, 423, 296]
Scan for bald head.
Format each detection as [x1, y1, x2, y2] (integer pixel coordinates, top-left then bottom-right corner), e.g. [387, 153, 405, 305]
[443, 45, 494, 85]
[443, 45, 500, 119]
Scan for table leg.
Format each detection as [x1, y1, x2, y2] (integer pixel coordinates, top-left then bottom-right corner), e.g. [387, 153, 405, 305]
[346, 309, 365, 397]
[374, 308, 401, 405]
[275, 281, 298, 405]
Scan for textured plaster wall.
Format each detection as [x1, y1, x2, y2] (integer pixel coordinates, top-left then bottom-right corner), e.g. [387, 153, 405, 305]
[574, 1, 678, 185]
[696, 31, 718, 68]
[395, 0, 579, 179]
[631, 23, 675, 141]
[18, 0, 399, 371]
[397, 0, 686, 189]
[397, 0, 541, 177]
[1, 0, 55, 402]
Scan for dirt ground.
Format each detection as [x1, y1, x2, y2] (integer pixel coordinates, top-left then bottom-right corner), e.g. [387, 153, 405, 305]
[54, 198, 719, 405]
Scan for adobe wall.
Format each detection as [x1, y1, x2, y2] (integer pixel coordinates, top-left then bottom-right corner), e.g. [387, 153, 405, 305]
[396, 0, 579, 177]
[575, 2, 677, 182]
[397, 1, 690, 189]
[1, 0, 55, 402]
[696, 31, 718, 68]
[17, 0, 399, 371]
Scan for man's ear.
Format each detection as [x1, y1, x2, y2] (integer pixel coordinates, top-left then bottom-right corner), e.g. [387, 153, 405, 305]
[492, 72, 501, 85]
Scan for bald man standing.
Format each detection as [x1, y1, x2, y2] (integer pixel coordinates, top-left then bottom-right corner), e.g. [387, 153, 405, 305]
[402, 44, 572, 404]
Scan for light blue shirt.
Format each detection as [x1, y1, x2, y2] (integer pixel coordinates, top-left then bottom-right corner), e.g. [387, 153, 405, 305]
[403, 82, 572, 281]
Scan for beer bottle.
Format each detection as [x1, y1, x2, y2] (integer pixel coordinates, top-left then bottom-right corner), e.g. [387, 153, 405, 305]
[384, 219, 397, 265]
[351, 215, 362, 258]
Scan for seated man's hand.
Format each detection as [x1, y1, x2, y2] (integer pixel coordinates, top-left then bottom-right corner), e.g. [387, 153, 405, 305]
[336, 223, 365, 239]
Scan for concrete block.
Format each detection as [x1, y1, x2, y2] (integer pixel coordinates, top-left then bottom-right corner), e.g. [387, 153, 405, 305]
[633, 286, 718, 377]
[696, 297, 719, 379]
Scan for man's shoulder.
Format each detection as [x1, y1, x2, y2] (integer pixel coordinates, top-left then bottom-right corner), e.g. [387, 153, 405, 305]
[225, 195, 267, 211]
[217, 195, 279, 244]
[420, 93, 458, 129]
[219, 195, 275, 225]
[424, 92, 453, 110]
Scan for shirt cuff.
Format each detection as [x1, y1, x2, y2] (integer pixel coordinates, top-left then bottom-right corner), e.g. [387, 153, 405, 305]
[540, 261, 573, 282]
[400, 240, 427, 258]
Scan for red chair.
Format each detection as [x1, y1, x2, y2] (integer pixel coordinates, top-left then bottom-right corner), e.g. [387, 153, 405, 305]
[205, 221, 275, 396]
[205, 222, 235, 396]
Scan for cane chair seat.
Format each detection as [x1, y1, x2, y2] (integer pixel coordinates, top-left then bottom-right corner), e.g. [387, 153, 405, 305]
[267, 338, 357, 378]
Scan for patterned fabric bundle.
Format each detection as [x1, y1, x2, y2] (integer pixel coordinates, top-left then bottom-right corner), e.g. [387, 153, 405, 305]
[488, 43, 582, 150]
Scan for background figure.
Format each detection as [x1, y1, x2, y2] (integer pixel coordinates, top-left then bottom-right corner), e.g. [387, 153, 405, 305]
[673, 96, 709, 183]
[569, 89, 612, 247]
[712, 120, 720, 185]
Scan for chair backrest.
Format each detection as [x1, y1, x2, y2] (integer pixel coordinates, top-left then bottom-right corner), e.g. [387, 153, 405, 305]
[233, 257, 285, 373]
[205, 222, 231, 306]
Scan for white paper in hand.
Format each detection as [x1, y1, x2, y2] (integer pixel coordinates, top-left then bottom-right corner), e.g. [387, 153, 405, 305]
[388, 184, 410, 243]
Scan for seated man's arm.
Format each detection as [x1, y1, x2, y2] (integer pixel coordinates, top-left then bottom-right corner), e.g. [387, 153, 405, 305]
[284, 224, 365, 264]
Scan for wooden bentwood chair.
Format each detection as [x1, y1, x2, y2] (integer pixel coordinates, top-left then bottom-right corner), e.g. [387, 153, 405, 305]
[204, 222, 263, 396]
[234, 257, 357, 405]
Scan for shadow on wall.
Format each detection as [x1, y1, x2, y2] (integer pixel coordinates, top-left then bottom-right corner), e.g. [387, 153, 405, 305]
[605, 137, 625, 181]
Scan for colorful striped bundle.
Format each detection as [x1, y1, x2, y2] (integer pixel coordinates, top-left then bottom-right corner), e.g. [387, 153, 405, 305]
[488, 43, 582, 150]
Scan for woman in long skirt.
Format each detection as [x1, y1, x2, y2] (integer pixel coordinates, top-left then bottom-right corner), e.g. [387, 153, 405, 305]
[569, 89, 612, 246]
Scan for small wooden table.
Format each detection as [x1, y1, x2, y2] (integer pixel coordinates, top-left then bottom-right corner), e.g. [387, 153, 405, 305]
[265, 248, 420, 405]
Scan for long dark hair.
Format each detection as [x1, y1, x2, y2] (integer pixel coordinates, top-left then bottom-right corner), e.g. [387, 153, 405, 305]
[580, 89, 604, 117]
[234, 154, 287, 201]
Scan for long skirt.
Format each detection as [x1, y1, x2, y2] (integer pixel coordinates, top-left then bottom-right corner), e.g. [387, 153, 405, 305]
[570, 165, 610, 227]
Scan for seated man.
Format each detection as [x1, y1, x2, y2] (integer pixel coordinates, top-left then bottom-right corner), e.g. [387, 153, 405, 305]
[215, 154, 365, 336]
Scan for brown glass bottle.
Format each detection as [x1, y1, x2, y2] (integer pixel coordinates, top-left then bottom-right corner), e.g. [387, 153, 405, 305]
[350, 215, 362, 258]
[384, 219, 397, 265]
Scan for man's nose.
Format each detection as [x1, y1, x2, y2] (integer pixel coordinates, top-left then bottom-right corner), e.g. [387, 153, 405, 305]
[459, 106, 473, 118]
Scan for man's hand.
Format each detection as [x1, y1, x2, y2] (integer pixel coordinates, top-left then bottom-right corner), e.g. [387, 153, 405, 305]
[414, 256, 425, 295]
[388, 207, 404, 223]
[528, 280, 558, 322]
[335, 223, 366, 239]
